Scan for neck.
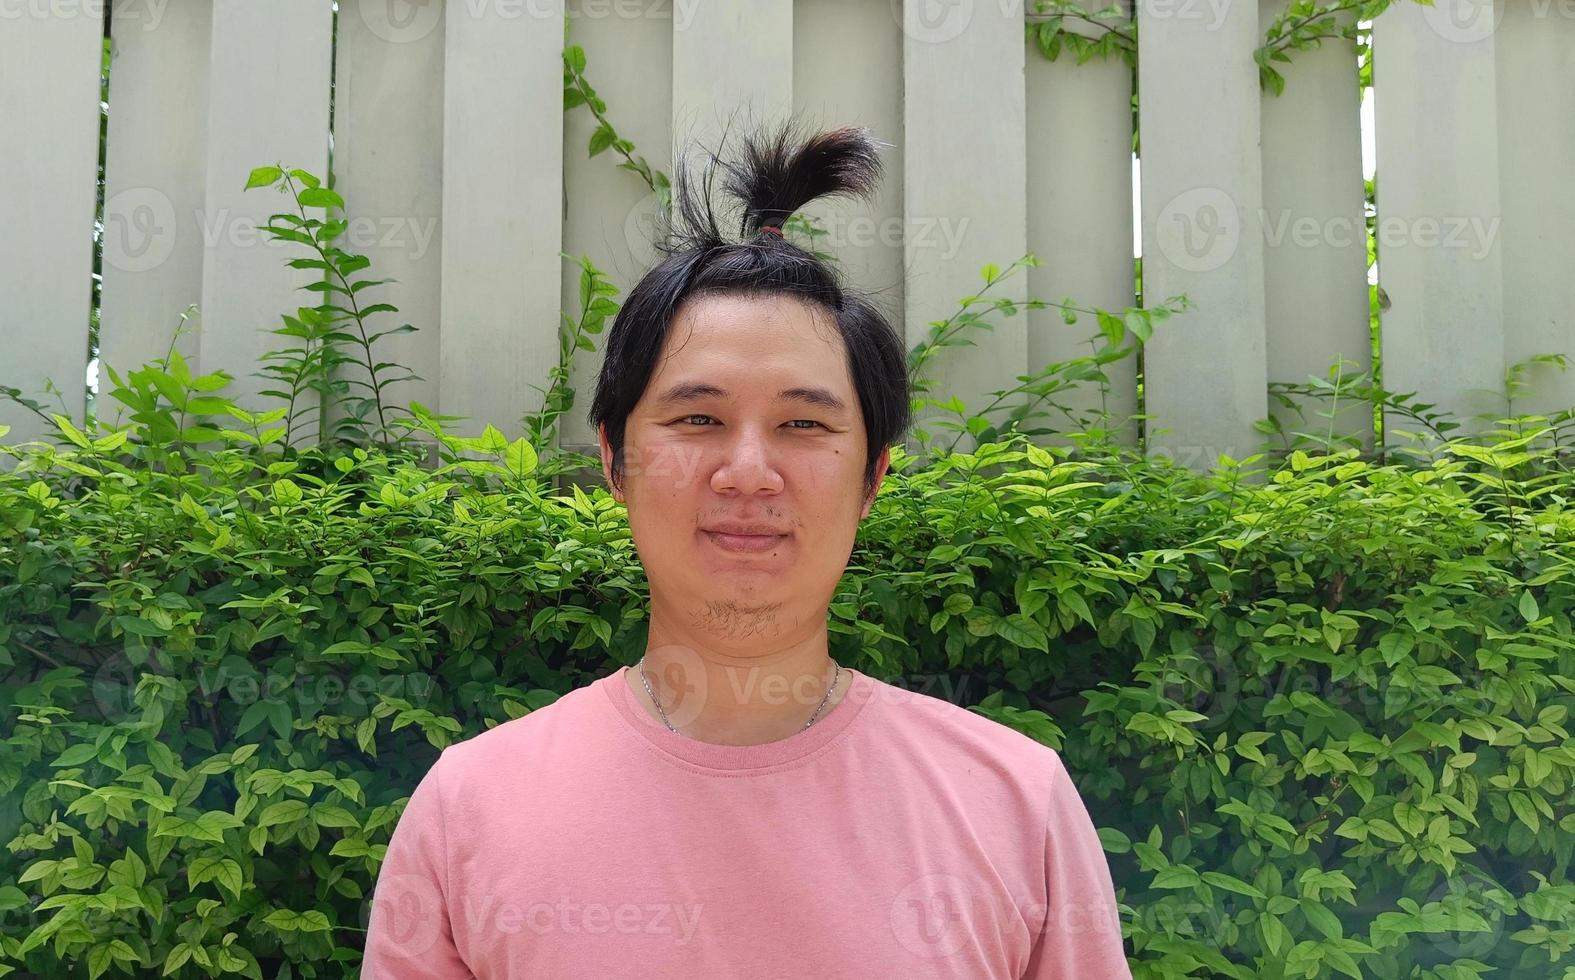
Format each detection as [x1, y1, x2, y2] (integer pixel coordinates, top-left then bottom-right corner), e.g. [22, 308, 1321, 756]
[627, 619, 847, 746]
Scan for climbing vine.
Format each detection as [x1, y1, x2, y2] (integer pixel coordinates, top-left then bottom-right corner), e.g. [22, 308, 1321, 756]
[1027, 0, 1406, 96]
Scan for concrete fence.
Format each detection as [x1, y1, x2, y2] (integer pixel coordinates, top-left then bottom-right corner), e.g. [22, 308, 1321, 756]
[1, 0, 1571, 471]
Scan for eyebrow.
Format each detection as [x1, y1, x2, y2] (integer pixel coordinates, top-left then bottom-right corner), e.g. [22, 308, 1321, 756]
[652, 381, 850, 413]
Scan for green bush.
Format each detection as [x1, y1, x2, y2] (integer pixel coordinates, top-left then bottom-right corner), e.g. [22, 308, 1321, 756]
[2, 403, 1573, 977]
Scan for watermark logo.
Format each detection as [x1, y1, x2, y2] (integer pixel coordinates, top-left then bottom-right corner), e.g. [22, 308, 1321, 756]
[1135, 0, 1232, 31]
[453, 892, 705, 941]
[894, 0, 975, 45]
[91, 650, 157, 723]
[360, 0, 704, 44]
[1420, 0, 1502, 43]
[98, 187, 438, 272]
[622, 189, 667, 266]
[1156, 642, 1238, 733]
[1155, 187, 1240, 273]
[621, 189, 970, 263]
[890, 872, 977, 957]
[368, 872, 447, 958]
[197, 208, 438, 261]
[356, 0, 442, 44]
[634, 643, 710, 730]
[1153, 189, 1501, 273]
[1415, 879, 1509, 960]
[0, 0, 167, 30]
[91, 652, 440, 726]
[1262, 209, 1500, 262]
[103, 187, 177, 273]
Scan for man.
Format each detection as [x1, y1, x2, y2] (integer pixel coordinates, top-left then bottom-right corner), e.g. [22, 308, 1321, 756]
[362, 122, 1131, 978]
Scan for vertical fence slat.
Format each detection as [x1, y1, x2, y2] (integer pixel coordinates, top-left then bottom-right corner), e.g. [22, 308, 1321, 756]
[792, 0, 906, 342]
[0, 6, 101, 453]
[671, 0, 793, 173]
[560, 0, 673, 459]
[1258, 0, 1372, 451]
[1025, 15, 1137, 448]
[333, 0, 446, 446]
[1137, 0, 1268, 470]
[1372, 1, 1505, 441]
[903, 0, 1029, 454]
[1495, 2, 1575, 419]
[99, 1, 212, 401]
[198, 0, 333, 432]
[439, 0, 564, 441]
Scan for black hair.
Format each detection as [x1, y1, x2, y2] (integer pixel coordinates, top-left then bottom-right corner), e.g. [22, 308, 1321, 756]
[587, 119, 913, 501]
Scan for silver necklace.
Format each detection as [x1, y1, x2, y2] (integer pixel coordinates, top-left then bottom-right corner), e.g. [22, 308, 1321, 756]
[635, 656, 842, 736]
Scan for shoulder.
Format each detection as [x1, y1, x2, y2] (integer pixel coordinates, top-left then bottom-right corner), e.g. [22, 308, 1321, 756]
[429, 678, 604, 787]
[861, 672, 1062, 758]
[858, 672, 1068, 799]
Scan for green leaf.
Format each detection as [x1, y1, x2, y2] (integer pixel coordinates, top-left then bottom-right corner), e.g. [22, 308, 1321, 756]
[311, 804, 361, 830]
[188, 856, 245, 899]
[1509, 791, 1540, 833]
[297, 187, 344, 210]
[507, 437, 538, 477]
[262, 908, 332, 933]
[1123, 309, 1152, 344]
[115, 615, 168, 637]
[52, 413, 93, 449]
[235, 700, 271, 739]
[0, 885, 29, 912]
[1258, 912, 1287, 957]
[245, 166, 283, 189]
[1200, 871, 1265, 900]
[1151, 865, 1201, 889]
[258, 800, 310, 828]
[992, 614, 1049, 652]
[52, 743, 98, 767]
[1300, 898, 1344, 940]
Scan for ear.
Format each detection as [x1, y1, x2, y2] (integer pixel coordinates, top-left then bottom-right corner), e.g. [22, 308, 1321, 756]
[858, 445, 892, 520]
[597, 423, 624, 503]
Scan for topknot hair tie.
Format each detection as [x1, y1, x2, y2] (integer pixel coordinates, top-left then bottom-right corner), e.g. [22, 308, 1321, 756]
[759, 224, 784, 237]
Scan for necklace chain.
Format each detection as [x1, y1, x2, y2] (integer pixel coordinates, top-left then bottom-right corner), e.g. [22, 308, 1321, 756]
[635, 656, 842, 736]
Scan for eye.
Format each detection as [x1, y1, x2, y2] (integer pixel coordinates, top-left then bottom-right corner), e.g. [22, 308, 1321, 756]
[674, 415, 826, 430]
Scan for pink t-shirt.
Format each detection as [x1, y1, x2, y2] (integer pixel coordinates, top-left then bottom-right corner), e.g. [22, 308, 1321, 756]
[362, 666, 1131, 979]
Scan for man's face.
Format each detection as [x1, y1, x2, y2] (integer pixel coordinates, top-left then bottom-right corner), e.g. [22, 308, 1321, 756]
[598, 292, 890, 639]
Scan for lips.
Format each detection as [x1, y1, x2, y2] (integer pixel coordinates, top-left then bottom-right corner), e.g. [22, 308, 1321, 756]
[701, 521, 791, 536]
[701, 526, 789, 554]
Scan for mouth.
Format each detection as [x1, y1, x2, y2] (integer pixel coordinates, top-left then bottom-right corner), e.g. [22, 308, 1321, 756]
[701, 529, 789, 554]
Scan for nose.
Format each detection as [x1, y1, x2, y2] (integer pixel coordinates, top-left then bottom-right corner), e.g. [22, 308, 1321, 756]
[709, 424, 784, 495]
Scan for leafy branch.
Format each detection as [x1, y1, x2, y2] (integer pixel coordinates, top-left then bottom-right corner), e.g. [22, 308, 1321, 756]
[523, 254, 619, 477]
[1026, 1, 1136, 66]
[1029, 0, 1420, 97]
[907, 255, 1186, 454]
[1257, 0, 1395, 96]
[246, 165, 424, 454]
[563, 43, 671, 210]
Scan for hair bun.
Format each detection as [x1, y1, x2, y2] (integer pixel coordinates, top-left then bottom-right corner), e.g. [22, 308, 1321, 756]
[667, 121, 885, 246]
[723, 123, 883, 237]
